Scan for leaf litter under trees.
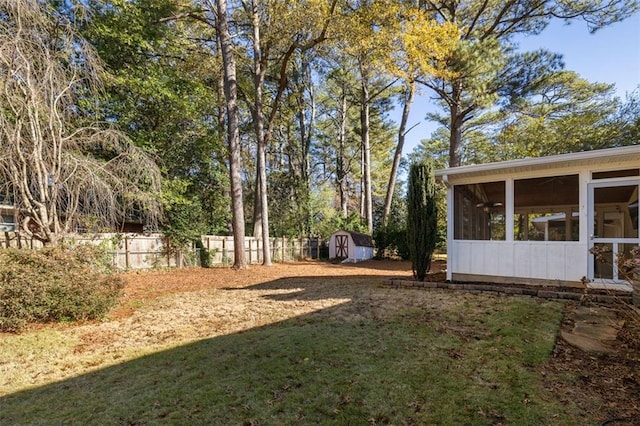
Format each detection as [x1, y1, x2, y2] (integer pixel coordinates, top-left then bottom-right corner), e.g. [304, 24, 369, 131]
[1, 261, 639, 424]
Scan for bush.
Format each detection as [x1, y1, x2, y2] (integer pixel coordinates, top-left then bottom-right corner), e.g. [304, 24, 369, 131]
[407, 160, 438, 281]
[374, 224, 409, 260]
[0, 245, 124, 332]
[194, 239, 212, 268]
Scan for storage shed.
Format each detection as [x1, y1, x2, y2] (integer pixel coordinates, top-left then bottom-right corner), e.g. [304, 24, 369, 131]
[329, 230, 374, 262]
[436, 145, 640, 291]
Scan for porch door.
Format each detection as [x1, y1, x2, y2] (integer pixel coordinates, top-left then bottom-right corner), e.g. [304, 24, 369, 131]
[588, 179, 640, 284]
[335, 235, 348, 258]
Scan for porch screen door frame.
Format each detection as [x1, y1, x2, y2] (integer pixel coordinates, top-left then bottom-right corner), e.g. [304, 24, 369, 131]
[587, 178, 640, 283]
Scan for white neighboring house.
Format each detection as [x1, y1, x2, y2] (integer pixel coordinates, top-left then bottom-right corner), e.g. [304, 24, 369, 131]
[436, 145, 640, 292]
[329, 230, 374, 263]
[0, 201, 17, 232]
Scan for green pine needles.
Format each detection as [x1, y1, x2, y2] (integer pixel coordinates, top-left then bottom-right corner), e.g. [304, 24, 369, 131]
[407, 160, 438, 281]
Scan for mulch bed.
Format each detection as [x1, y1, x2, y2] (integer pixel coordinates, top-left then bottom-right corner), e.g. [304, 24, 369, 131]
[542, 303, 640, 425]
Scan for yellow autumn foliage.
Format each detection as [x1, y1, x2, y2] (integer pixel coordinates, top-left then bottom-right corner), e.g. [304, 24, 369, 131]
[251, 0, 337, 51]
[398, 10, 460, 81]
[332, 1, 460, 82]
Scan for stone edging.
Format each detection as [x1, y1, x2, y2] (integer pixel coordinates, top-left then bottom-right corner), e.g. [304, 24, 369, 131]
[381, 279, 633, 304]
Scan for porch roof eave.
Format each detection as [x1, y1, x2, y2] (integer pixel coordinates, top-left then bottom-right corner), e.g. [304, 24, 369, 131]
[435, 145, 640, 182]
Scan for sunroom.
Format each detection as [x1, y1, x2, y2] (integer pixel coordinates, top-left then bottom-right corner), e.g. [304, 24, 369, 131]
[435, 145, 640, 291]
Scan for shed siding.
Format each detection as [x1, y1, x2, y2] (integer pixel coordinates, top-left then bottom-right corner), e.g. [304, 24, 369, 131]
[329, 230, 374, 262]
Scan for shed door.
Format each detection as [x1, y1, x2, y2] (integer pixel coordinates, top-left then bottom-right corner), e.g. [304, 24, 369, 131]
[588, 180, 639, 284]
[335, 235, 348, 258]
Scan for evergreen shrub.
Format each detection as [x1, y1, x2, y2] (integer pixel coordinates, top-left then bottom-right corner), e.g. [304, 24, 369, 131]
[0, 245, 124, 332]
[195, 239, 212, 268]
[407, 160, 438, 280]
[374, 224, 409, 260]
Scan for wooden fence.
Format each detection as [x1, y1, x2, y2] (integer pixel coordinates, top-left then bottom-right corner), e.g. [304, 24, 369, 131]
[1, 232, 43, 250]
[201, 235, 324, 265]
[0, 232, 324, 269]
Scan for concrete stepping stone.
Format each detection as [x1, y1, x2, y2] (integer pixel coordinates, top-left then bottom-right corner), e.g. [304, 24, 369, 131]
[560, 306, 624, 354]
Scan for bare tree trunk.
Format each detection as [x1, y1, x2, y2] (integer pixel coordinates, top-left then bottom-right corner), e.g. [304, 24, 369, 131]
[360, 149, 365, 220]
[215, 0, 246, 269]
[252, 173, 262, 238]
[296, 55, 314, 235]
[215, 30, 232, 234]
[382, 81, 415, 227]
[338, 93, 349, 218]
[360, 72, 373, 234]
[449, 82, 463, 168]
[249, 0, 271, 266]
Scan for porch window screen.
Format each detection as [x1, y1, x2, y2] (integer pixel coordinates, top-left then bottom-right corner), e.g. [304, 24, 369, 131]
[454, 181, 505, 240]
[513, 174, 579, 241]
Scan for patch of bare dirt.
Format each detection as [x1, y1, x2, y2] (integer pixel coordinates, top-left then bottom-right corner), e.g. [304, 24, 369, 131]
[110, 260, 421, 320]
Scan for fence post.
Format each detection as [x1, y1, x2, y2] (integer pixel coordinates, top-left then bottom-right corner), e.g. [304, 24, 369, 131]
[270, 237, 274, 262]
[282, 236, 285, 262]
[248, 238, 252, 264]
[221, 237, 226, 265]
[167, 238, 171, 267]
[124, 235, 130, 269]
[257, 237, 261, 263]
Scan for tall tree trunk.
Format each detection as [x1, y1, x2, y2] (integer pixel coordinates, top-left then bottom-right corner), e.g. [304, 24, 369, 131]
[249, 0, 271, 265]
[215, 30, 232, 235]
[360, 72, 373, 234]
[360, 148, 365, 219]
[449, 82, 463, 167]
[338, 93, 348, 218]
[252, 174, 262, 238]
[215, 0, 246, 269]
[382, 80, 415, 227]
[295, 54, 314, 235]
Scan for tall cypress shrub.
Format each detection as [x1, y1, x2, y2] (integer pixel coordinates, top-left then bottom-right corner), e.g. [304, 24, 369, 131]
[407, 160, 437, 281]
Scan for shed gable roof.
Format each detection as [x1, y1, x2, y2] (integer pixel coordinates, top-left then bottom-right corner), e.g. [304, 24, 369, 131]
[348, 231, 373, 247]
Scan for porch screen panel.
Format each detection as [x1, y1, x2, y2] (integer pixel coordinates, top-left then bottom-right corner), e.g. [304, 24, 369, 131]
[594, 243, 640, 281]
[514, 175, 579, 241]
[592, 185, 638, 239]
[454, 181, 505, 240]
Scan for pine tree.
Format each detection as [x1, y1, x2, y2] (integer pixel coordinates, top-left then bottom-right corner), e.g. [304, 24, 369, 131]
[407, 160, 437, 281]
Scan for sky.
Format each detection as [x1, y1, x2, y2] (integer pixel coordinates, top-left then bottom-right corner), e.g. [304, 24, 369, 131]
[395, 13, 640, 156]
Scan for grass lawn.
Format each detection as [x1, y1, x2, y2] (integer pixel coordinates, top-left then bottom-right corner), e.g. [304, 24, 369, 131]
[0, 262, 585, 424]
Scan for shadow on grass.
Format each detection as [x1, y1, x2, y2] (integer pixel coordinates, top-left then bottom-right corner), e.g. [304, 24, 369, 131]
[1, 274, 578, 425]
[309, 258, 427, 274]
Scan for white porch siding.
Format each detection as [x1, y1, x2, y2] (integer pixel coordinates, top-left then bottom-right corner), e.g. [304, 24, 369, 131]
[451, 241, 585, 284]
[438, 146, 640, 288]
